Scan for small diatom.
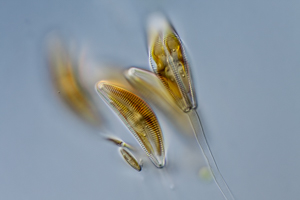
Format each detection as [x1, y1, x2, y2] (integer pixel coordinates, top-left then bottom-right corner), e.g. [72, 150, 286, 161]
[106, 137, 134, 150]
[96, 81, 165, 168]
[148, 14, 197, 112]
[119, 148, 142, 172]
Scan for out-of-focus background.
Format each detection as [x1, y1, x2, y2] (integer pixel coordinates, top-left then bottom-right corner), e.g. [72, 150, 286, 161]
[1, 1, 300, 200]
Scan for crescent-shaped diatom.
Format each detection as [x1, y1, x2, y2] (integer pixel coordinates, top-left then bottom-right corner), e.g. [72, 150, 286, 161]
[96, 81, 165, 168]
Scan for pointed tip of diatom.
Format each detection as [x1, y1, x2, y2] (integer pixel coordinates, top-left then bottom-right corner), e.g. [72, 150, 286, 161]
[153, 157, 166, 168]
[96, 81, 108, 91]
[126, 67, 137, 77]
[157, 163, 165, 168]
[126, 67, 150, 78]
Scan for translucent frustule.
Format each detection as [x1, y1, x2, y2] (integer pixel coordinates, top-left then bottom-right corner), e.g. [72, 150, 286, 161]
[96, 82, 165, 168]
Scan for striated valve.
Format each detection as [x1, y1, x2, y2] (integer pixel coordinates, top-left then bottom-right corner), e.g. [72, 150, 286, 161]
[148, 15, 197, 112]
[96, 81, 165, 168]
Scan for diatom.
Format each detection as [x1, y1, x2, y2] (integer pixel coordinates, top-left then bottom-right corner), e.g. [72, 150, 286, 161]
[148, 15, 196, 112]
[147, 14, 235, 200]
[47, 38, 100, 125]
[96, 81, 165, 168]
[106, 136, 134, 150]
[119, 147, 142, 172]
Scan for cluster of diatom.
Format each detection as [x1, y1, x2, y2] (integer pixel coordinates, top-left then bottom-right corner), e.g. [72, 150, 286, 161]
[48, 13, 235, 200]
[94, 15, 197, 171]
[48, 15, 193, 172]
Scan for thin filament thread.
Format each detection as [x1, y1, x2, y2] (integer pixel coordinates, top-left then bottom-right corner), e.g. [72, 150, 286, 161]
[187, 110, 235, 200]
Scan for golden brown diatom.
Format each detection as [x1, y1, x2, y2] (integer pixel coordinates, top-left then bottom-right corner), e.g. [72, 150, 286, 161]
[119, 148, 141, 172]
[148, 14, 197, 112]
[96, 81, 165, 168]
[164, 33, 190, 92]
[148, 15, 236, 200]
[47, 38, 100, 125]
[151, 35, 183, 100]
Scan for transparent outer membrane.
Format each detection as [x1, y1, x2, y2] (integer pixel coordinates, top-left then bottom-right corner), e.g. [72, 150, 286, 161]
[119, 147, 142, 172]
[96, 82, 165, 168]
[148, 15, 196, 112]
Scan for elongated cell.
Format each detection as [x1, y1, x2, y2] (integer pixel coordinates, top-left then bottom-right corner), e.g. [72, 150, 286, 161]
[96, 81, 165, 168]
[148, 15, 196, 112]
[119, 147, 142, 172]
[164, 30, 196, 108]
[147, 14, 235, 200]
[47, 38, 100, 125]
[106, 136, 134, 150]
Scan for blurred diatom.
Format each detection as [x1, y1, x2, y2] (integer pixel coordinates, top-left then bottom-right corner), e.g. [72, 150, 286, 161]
[96, 82, 165, 168]
[147, 14, 235, 200]
[47, 37, 100, 125]
[119, 147, 142, 172]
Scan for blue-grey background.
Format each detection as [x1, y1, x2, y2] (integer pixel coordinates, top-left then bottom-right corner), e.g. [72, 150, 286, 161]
[1, 0, 300, 200]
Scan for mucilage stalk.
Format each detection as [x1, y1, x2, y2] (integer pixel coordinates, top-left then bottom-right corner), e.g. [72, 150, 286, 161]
[188, 110, 235, 200]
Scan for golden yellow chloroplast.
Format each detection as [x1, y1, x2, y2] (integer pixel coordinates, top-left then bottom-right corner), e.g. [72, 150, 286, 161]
[96, 81, 165, 168]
